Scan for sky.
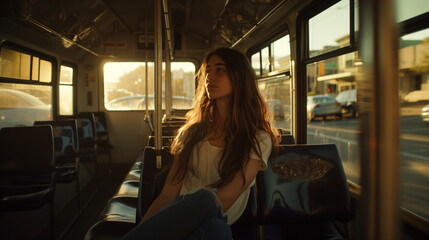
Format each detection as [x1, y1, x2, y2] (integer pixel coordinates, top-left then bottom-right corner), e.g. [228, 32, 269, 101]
[309, 0, 429, 50]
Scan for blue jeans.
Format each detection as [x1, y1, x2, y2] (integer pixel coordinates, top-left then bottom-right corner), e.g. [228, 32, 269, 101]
[122, 189, 232, 240]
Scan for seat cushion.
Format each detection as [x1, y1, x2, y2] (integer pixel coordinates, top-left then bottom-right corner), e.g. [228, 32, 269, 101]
[102, 196, 137, 222]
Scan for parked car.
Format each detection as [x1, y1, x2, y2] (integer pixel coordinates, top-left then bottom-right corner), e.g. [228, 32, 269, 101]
[403, 90, 429, 102]
[0, 89, 52, 128]
[307, 95, 342, 122]
[335, 89, 358, 118]
[422, 104, 429, 123]
[266, 99, 285, 120]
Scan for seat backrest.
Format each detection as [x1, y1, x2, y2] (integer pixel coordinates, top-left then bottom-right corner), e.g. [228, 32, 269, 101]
[78, 112, 97, 140]
[279, 134, 295, 145]
[148, 135, 175, 147]
[92, 111, 108, 135]
[136, 146, 173, 223]
[0, 125, 55, 176]
[258, 144, 351, 224]
[34, 120, 79, 161]
[76, 116, 96, 150]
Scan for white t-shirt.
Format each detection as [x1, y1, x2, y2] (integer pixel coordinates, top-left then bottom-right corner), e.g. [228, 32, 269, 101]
[179, 130, 272, 225]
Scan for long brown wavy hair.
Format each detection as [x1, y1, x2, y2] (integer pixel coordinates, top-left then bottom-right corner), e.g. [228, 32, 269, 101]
[170, 48, 279, 188]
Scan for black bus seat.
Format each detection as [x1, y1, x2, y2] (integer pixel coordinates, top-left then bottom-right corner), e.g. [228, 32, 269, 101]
[84, 147, 172, 240]
[257, 144, 352, 239]
[115, 181, 140, 197]
[0, 125, 56, 239]
[34, 119, 81, 212]
[279, 134, 295, 145]
[76, 115, 99, 184]
[123, 169, 141, 182]
[90, 111, 113, 176]
[136, 146, 173, 223]
[101, 195, 138, 223]
[148, 135, 175, 147]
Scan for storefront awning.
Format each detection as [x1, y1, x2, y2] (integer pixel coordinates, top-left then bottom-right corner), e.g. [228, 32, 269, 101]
[317, 72, 354, 81]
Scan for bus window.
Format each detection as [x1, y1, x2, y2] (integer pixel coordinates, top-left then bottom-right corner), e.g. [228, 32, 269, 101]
[309, 0, 350, 58]
[59, 65, 74, 116]
[0, 83, 52, 128]
[306, 52, 361, 184]
[398, 28, 429, 221]
[0, 45, 53, 128]
[258, 76, 292, 131]
[305, 0, 360, 184]
[251, 52, 261, 76]
[396, 0, 429, 22]
[104, 62, 156, 111]
[271, 35, 291, 72]
[171, 62, 195, 109]
[104, 61, 195, 111]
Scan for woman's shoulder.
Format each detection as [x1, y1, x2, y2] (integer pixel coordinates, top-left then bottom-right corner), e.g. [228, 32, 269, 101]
[255, 130, 272, 145]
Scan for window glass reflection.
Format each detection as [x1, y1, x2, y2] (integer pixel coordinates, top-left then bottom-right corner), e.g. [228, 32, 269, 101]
[0, 83, 52, 129]
[306, 51, 361, 184]
[399, 28, 429, 221]
[258, 75, 292, 132]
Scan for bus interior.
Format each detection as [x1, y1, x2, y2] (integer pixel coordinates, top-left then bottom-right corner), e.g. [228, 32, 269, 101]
[0, 0, 429, 239]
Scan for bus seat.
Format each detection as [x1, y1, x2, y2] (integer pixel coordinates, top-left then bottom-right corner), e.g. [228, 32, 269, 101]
[76, 115, 99, 184]
[115, 181, 140, 197]
[123, 169, 141, 182]
[258, 144, 351, 239]
[34, 119, 81, 212]
[279, 134, 295, 145]
[136, 146, 173, 223]
[0, 125, 56, 239]
[91, 111, 113, 176]
[148, 135, 175, 147]
[101, 196, 138, 223]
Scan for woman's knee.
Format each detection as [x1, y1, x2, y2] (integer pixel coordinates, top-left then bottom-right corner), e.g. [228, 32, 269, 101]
[188, 217, 232, 240]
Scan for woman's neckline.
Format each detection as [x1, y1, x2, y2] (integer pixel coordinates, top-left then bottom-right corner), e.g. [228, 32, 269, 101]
[206, 138, 224, 149]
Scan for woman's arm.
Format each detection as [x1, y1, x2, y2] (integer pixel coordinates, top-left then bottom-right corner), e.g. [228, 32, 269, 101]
[141, 156, 184, 222]
[216, 157, 262, 213]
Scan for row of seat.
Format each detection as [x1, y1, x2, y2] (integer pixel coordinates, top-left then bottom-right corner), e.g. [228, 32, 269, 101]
[86, 125, 352, 239]
[0, 112, 113, 239]
[84, 119, 179, 239]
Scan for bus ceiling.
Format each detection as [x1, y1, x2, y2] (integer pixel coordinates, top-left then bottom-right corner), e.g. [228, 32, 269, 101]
[2, 0, 289, 58]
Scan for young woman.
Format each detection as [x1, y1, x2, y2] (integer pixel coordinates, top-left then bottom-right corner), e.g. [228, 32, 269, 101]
[123, 48, 279, 240]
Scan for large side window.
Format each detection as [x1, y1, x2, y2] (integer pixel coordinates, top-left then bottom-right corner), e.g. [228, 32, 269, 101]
[396, 0, 429, 222]
[103, 61, 195, 111]
[0, 44, 53, 128]
[304, 0, 360, 184]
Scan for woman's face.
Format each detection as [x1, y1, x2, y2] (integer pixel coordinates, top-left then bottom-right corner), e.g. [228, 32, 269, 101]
[205, 55, 233, 101]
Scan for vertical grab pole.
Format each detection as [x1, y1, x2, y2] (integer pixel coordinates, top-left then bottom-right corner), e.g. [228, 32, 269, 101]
[359, 0, 400, 239]
[165, 31, 171, 117]
[145, 14, 149, 119]
[154, 0, 163, 168]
